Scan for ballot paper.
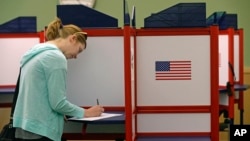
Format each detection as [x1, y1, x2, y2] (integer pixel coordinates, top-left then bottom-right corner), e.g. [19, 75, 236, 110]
[69, 113, 123, 121]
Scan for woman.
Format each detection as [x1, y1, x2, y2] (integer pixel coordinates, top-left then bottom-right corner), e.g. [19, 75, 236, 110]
[13, 17, 104, 141]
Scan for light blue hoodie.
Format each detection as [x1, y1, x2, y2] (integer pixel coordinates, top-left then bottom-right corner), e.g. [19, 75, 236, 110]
[13, 43, 84, 141]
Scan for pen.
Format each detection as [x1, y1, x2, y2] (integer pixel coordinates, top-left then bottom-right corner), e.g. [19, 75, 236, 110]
[96, 98, 99, 105]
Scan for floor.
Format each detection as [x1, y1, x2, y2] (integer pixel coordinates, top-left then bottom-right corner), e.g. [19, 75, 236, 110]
[67, 132, 230, 141]
[220, 130, 229, 141]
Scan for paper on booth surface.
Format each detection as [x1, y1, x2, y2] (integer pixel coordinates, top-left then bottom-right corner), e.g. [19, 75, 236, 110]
[69, 113, 122, 121]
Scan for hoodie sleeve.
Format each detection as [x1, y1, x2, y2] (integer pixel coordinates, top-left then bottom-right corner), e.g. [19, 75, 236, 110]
[43, 50, 84, 118]
[47, 68, 84, 118]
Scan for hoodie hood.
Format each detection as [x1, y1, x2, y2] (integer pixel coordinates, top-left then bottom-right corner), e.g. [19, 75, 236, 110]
[20, 43, 60, 67]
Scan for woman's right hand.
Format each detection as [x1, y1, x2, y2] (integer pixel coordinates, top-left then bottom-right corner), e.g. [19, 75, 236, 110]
[84, 105, 104, 117]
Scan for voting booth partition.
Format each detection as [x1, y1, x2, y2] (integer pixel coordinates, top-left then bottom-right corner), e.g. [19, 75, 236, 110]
[123, 25, 137, 141]
[0, 32, 44, 88]
[125, 26, 220, 141]
[218, 28, 245, 126]
[233, 29, 245, 124]
[219, 28, 235, 122]
[0, 32, 44, 108]
[66, 28, 125, 110]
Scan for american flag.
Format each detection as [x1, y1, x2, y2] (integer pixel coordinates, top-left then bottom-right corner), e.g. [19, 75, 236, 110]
[155, 61, 192, 80]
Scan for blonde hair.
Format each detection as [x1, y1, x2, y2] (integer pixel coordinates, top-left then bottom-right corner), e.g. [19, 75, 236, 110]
[45, 17, 87, 46]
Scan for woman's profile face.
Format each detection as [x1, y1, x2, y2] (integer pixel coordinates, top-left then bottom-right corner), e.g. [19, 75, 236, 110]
[64, 35, 86, 59]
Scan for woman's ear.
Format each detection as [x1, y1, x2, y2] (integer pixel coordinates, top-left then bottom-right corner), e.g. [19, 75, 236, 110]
[69, 35, 77, 43]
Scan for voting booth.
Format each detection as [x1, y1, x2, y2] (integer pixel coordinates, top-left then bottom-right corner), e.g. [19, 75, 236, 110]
[129, 26, 220, 141]
[1, 1, 247, 141]
[218, 28, 235, 122]
[208, 12, 239, 124]
[218, 28, 246, 127]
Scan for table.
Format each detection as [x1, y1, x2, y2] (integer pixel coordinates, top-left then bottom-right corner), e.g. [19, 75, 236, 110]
[219, 84, 249, 93]
[0, 87, 15, 94]
[67, 111, 125, 141]
[219, 84, 250, 129]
